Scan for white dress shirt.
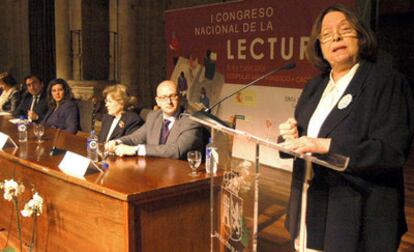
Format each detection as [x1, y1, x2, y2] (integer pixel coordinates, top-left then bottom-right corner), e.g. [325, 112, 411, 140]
[106, 116, 122, 142]
[136, 113, 177, 156]
[307, 63, 360, 138]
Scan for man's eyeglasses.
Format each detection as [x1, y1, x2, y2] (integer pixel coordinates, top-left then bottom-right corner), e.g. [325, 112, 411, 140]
[157, 93, 178, 102]
[319, 23, 357, 44]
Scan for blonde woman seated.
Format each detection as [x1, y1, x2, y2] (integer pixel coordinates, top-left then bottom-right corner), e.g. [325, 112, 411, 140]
[0, 72, 20, 113]
[98, 84, 144, 143]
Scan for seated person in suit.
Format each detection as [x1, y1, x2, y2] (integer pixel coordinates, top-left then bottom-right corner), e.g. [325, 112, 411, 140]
[13, 74, 49, 122]
[0, 72, 20, 113]
[99, 84, 144, 142]
[106, 80, 204, 160]
[42, 78, 80, 134]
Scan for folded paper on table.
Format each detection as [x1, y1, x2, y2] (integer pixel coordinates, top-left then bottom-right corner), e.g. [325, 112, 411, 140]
[0, 131, 18, 149]
[58, 151, 104, 178]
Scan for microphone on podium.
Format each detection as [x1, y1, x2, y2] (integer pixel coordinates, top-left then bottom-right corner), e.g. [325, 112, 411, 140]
[192, 61, 296, 127]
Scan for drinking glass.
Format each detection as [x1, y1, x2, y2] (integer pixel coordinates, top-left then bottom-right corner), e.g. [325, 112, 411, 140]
[98, 142, 109, 161]
[33, 123, 45, 143]
[187, 150, 202, 177]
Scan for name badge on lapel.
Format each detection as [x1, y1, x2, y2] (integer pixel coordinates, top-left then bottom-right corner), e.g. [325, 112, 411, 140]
[118, 120, 125, 128]
[338, 94, 352, 110]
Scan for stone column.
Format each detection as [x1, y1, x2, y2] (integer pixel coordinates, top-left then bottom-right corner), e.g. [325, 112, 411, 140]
[109, 0, 118, 81]
[117, 0, 140, 97]
[55, 0, 72, 80]
[69, 0, 82, 80]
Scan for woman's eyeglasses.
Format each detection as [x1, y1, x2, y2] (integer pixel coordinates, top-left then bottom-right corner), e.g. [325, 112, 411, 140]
[319, 23, 357, 44]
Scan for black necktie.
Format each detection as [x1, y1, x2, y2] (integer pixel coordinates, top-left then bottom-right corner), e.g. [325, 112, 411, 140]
[160, 119, 171, 144]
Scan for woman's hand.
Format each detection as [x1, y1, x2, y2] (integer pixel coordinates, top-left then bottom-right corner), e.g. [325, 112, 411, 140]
[279, 118, 299, 141]
[280, 136, 331, 154]
[105, 140, 118, 152]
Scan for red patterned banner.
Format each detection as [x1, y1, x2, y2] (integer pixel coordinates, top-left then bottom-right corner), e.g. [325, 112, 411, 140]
[165, 0, 354, 88]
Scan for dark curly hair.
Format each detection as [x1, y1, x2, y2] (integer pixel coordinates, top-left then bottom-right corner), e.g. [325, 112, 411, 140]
[47, 78, 73, 109]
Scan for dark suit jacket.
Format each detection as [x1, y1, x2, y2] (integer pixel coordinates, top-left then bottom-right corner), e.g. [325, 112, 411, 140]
[13, 91, 49, 121]
[42, 99, 80, 134]
[118, 109, 204, 160]
[98, 111, 144, 142]
[285, 60, 414, 251]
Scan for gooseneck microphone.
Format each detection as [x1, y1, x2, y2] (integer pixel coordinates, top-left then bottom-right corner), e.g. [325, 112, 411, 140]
[206, 62, 296, 113]
[49, 129, 66, 156]
[192, 61, 296, 127]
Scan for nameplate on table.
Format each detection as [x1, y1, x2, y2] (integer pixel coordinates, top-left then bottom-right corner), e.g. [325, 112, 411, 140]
[9, 118, 21, 124]
[0, 131, 18, 149]
[58, 151, 92, 178]
[58, 151, 103, 178]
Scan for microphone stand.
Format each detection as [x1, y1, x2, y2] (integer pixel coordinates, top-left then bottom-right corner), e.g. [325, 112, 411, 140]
[192, 62, 296, 127]
[49, 129, 66, 156]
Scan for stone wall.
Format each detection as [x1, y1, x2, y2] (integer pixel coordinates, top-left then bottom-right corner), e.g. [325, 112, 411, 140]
[0, 0, 30, 83]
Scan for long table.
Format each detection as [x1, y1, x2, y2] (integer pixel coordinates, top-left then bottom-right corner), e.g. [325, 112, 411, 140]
[0, 116, 211, 251]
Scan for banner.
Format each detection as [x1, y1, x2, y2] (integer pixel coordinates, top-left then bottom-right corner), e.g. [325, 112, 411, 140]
[165, 0, 354, 88]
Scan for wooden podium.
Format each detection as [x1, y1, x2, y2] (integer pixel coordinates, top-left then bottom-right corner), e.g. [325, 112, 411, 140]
[0, 116, 211, 251]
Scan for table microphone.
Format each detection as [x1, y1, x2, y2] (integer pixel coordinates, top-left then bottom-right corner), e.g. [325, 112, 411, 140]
[49, 129, 66, 156]
[192, 61, 296, 127]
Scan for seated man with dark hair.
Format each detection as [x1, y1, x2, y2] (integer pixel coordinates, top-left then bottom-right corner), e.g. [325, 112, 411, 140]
[106, 80, 204, 160]
[13, 74, 48, 122]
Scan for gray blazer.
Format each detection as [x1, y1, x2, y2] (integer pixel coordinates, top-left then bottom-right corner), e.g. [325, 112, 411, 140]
[118, 109, 204, 160]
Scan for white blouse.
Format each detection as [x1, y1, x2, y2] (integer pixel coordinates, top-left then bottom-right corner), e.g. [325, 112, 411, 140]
[106, 116, 122, 142]
[307, 63, 360, 138]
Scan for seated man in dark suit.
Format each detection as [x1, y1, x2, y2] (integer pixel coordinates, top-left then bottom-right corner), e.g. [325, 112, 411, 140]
[13, 74, 48, 122]
[106, 80, 204, 160]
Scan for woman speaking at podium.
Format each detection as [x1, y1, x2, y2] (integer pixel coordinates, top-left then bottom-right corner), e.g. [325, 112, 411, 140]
[278, 4, 414, 252]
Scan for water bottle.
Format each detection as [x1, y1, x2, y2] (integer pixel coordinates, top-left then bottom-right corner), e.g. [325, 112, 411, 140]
[205, 138, 218, 174]
[17, 116, 28, 142]
[87, 130, 98, 162]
